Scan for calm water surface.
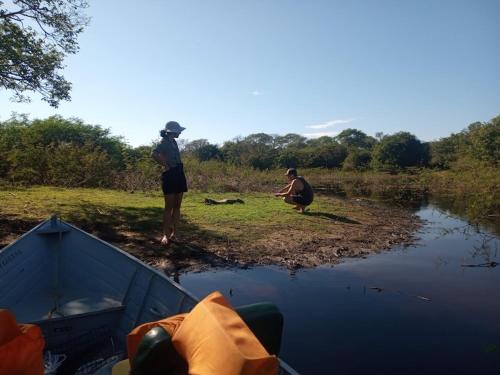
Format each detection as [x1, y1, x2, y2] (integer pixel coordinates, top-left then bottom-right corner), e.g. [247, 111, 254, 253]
[176, 204, 500, 374]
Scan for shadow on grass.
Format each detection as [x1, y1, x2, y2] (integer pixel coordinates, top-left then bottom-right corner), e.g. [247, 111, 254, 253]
[59, 202, 238, 272]
[304, 211, 361, 224]
[0, 216, 41, 249]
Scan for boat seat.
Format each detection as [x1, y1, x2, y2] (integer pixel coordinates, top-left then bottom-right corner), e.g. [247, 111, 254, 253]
[11, 286, 123, 323]
[128, 300, 284, 375]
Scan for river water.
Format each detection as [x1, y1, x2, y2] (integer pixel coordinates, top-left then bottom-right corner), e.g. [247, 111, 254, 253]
[177, 200, 500, 374]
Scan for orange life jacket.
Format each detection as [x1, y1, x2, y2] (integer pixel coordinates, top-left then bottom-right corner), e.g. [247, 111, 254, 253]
[0, 309, 45, 375]
[127, 292, 279, 375]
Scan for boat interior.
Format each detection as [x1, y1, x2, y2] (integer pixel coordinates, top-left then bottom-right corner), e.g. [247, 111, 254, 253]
[0, 218, 196, 348]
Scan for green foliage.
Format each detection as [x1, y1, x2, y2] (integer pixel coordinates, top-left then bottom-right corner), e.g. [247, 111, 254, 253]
[219, 133, 348, 169]
[0, 115, 131, 187]
[371, 132, 427, 170]
[335, 128, 376, 150]
[183, 139, 221, 161]
[0, 114, 498, 193]
[0, 0, 89, 106]
[466, 117, 500, 165]
[45, 141, 116, 187]
[342, 149, 372, 171]
[429, 115, 500, 169]
[429, 134, 461, 169]
[302, 143, 348, 168]
[274, 133, 307, 149]
[276, 150, 300, 168]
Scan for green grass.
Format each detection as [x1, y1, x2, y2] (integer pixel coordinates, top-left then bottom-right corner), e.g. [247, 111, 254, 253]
[0, 186, 349, 246]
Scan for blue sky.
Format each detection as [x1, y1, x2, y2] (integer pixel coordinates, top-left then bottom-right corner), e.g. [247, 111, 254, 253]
[1, 0, 499, 147]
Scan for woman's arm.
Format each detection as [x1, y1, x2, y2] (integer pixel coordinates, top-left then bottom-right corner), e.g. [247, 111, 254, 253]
[274, 182, 291, 196]
[152, 151, 170, 170]
[275, 181, 295, 197]
[275, 182, 292, 194]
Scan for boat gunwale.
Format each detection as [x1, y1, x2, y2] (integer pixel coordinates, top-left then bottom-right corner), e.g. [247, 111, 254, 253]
[12, 217, 200, 305]
[0, 218, 47, 254]
[63, 219, 200, 304]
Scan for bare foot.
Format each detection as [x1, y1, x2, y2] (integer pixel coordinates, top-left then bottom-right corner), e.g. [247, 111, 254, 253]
[160, 235, 171, 247]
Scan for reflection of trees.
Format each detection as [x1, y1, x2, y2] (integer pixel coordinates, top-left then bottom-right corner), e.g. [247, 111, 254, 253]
[469, 232, 498, 264]
[321, 182, 500, 237]
[430, 195, 500, 236]
[319, 185, 428, 213]
[433, 220, 499, 265]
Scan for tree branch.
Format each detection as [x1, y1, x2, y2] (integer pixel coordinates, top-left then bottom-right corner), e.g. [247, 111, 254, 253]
[0, 9, 28, 19]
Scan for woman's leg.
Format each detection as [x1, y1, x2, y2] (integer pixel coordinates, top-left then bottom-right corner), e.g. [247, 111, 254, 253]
[162, 194, 176, 245]
[170, 192, 184, 239]
[283, 196, 304, 212]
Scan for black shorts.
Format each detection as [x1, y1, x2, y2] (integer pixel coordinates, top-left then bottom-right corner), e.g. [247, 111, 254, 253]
[161, 165, 188, 195]
[291, 194, 312, 206]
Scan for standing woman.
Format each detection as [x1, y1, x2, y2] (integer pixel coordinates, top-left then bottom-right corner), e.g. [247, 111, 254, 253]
[152, 121, 188, 247]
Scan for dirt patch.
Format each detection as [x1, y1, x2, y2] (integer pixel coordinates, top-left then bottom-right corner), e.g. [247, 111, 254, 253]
[115, 198, 422, 275]
[191, 199, 422, 270]
[0, 217, 40, 248]
[0, 198, 422, 276]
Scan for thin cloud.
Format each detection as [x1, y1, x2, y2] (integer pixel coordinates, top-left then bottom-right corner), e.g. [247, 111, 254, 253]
[251, 90, 263, 96]
[306, 118, 355, 129]
[303, 131, 340, 138]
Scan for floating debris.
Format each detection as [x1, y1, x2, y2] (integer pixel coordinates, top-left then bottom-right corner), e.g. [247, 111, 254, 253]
[416, 295, 431, 301]
[461, 261, 499, 268]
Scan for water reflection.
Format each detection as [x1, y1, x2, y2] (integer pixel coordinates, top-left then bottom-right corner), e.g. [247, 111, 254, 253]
[318, 185, 500, 235]
[178, 203, 500, 374]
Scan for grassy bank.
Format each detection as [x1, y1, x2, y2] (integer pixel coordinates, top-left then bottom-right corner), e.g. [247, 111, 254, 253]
[0, 186, 420, 271]
[182, 159, 499, 220]
[0, 186, 350, 254]
[0, 186, 341, 239]
[2, 158, 497, 224]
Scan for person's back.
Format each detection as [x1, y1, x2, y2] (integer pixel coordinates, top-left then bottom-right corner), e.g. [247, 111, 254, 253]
[296, 176, 314, 205]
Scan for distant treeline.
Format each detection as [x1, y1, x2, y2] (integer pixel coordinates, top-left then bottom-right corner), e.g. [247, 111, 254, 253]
[0, 114, 498, 190]
[182, 117, 498, 171]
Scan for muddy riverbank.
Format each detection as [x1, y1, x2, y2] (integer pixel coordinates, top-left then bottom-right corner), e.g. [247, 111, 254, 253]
[0, 188, 422, 274]
[145, 197, 422, 274]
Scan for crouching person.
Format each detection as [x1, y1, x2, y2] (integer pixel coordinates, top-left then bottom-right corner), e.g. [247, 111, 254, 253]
[274, 168, 314, 213]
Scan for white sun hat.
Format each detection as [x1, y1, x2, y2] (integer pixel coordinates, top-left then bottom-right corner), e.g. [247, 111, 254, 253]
[164, 121, 186, 133]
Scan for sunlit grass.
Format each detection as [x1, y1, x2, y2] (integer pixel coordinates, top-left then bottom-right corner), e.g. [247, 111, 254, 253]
[0, 186, 352, 244]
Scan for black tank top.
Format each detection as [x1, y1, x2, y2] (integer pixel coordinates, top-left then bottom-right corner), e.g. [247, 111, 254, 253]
[297, 177, 314, 204]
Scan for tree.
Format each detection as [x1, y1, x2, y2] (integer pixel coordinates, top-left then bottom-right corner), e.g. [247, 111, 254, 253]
[274, 133, 307, 149]
[183, 139, 221, 161]
[342, 149, 372, 171]
[371, 132, 427, 170]
[0, 115, 126, 186]
[0, 0, 89, 107]
[429, 134, 461, 169]
[244, 133, 274, 147]
[466, 116, 500, 166]
[335, 128, 376, 150]
[429, 116, 500, 169]
[220, 139, 244, 165]
[183, 139, 210, 154]
[276, 150, 300, 168]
